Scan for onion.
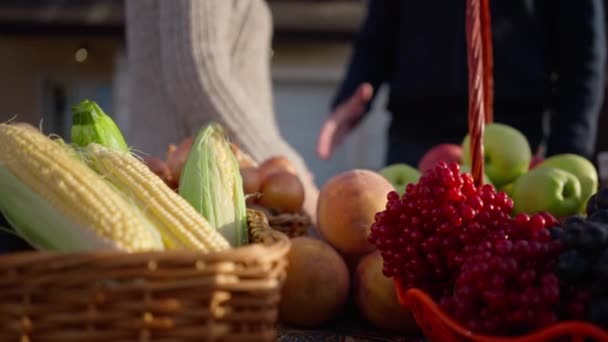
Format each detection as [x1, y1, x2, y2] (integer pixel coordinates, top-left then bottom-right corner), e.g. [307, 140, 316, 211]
[259, 156, 298, 182]
[259, 171, 305, 213]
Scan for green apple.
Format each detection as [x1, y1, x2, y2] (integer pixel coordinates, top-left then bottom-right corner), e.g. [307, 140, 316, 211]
[458, 164, 492, 185]
[511, 167, 582, 218]
[462, 123, 531, 188]
[535, 153, 598, 214]
[379, 163, 421, 195]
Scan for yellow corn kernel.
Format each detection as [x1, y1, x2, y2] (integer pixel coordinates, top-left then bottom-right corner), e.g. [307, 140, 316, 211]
[83, 143, 231, 253]
[0, 123, 164, 252]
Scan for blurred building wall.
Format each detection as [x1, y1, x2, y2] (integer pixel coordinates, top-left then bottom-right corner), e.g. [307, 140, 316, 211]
[0, 36, 121, 135]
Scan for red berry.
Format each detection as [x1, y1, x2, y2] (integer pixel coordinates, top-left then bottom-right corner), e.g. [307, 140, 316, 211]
[494, 239, 513, 256]
[460, 204, 476, 221]
[515, 213, 530, 228]
[531, 228, 551, 243]
[467, 195, 484, 210]
[502, 198, 515, 213]
[479, 184, 493, 192]
[482, 191, 495, 204]
[446, 188, 464, 202]
[539, 212, 558, 228]
[387, 190, 400, 201]
[529, 214, 546, 231]
[449, 162, 460, 174]
[405, 183, 416, 193]
[442, 204, 457, 218]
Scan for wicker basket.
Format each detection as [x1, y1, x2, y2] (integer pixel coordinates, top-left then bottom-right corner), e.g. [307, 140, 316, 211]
[0, 209, 290, 342]
[393, 0, 608, 340]
[265, 211, 311, 239]
[396, 284, 608, 342]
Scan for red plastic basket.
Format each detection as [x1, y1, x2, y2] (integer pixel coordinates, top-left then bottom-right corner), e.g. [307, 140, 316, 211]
[392, 0, 608, 340]
[395, 280, 608, 342]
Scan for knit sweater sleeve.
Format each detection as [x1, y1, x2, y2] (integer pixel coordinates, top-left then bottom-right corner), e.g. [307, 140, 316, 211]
[157, 0, 319, 216]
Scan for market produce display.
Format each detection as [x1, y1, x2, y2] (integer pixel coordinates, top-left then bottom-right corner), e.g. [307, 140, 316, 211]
[2, 98, 607, 340]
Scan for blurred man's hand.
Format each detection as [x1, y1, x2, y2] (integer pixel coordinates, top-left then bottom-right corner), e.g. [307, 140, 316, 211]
[317, 83, 373, 160]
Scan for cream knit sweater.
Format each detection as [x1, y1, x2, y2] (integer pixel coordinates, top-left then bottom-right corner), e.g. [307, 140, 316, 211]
[124, 0, 319, 218]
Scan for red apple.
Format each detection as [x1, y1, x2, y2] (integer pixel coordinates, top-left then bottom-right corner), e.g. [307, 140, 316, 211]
[418, 144, 463, 174]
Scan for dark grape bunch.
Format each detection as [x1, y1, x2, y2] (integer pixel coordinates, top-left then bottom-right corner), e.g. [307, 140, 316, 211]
[553, 187, 608, 328]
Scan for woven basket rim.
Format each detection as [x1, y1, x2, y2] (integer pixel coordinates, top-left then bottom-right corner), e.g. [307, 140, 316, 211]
[0, 209, 290, 268]
[0, 238, 290, 267]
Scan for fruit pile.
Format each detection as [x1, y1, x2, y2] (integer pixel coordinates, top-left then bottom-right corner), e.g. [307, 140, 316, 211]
[551, 188, 608, 328]
[371, 162, 564, 335]
[380, 123, 599, 220]
[276, 169, 420, 335]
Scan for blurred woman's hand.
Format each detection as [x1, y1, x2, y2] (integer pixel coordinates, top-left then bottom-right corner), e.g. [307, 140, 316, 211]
[316, 83, 374, 160]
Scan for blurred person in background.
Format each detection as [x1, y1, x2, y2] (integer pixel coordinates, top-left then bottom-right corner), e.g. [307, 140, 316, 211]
[124, 0, 319, 220]
[317, 0, 606, 167]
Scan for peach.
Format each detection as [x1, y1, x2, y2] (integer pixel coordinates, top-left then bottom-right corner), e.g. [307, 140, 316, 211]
[354, 251, 420, 333]
[317, 169, 395, 256]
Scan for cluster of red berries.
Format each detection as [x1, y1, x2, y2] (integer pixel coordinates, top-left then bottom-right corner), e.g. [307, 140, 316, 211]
[441, 217, 564, 335]
[369, 162, 515, 297]
[368, 162, 564, 335]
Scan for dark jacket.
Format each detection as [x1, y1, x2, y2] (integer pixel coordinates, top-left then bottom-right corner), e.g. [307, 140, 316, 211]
[332, 0, 606, 159]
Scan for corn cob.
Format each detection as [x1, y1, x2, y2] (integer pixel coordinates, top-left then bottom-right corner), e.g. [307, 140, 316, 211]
[0, 123, 164, 252]
[71, 99, 129, 152]
[82, 143, 231, 253]
[180, 123, 248, 247]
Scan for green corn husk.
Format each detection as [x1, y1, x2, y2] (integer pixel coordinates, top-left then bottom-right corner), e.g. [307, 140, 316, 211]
[71, 99, 129, 152]
[0, 165, 121, 252]
[179, 123, 248, 247]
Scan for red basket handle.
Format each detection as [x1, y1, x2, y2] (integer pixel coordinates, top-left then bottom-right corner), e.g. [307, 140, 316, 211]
[466, 0, 494, 186]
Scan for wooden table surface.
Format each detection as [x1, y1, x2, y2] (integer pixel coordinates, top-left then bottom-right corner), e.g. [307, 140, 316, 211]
[277, 305, 426, 342]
